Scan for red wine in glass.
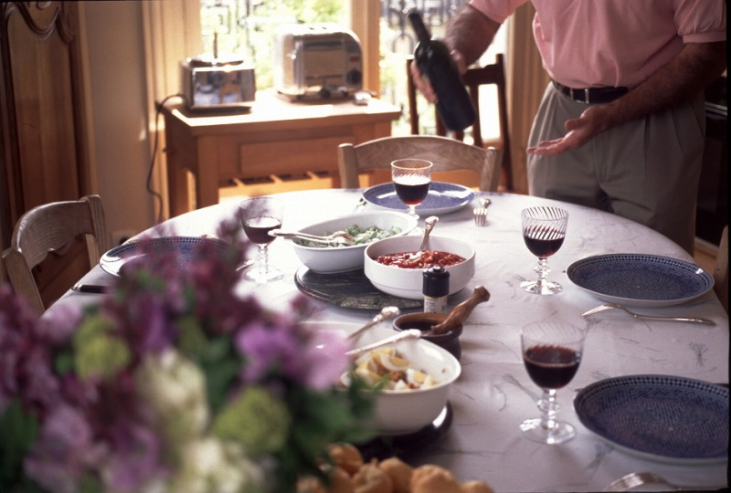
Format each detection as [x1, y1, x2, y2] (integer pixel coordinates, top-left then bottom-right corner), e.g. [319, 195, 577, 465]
[243, 216, 282, 245]
[239, 197, 284, 283]
[519, 322, 585, 444]
[394, 179, 430, 205]
[523, 344, 581, 389]
[391, 159, 433, 221]
[524, 234, 565, 258]
[520, 207, 569, 295]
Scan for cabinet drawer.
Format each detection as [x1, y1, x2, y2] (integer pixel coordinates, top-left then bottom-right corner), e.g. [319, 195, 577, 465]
[239, 135, 353, 178]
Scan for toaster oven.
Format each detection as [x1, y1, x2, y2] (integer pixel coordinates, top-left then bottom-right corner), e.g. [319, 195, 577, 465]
[274, 23, 363, 99]
[180, 54, 256, 111]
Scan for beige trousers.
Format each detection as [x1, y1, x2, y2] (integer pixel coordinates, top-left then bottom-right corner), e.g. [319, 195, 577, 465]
[527, 83, 706, 255]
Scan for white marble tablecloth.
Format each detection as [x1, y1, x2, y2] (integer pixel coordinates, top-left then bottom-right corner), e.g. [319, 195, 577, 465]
[58, 189, 729, 492]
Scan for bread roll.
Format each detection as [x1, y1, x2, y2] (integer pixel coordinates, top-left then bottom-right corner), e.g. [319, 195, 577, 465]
[460, 480, 495, 493]
[353, 460, 394, 493]
[379, 457, 413, 493]
[328, 443, 364, 476]
[411, 465, 462, 493]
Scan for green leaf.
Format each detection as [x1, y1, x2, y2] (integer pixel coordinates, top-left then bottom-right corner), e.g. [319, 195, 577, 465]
[77, 473, 103, 493]
[201, 359, 239, 413]
[53, 351, 75, 375]
[0, 399, 39, 488]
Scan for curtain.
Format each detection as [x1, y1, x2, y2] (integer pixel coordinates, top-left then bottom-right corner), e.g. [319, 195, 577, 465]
[506, 2, 550, 194]
[141, 0, 201, 220]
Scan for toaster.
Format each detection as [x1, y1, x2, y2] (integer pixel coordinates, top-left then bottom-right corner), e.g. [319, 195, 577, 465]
[274, 23, 363, 99]
[180, 53, 256, 111]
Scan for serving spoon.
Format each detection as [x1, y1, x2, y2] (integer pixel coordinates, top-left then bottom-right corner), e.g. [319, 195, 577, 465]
[269, 229, 355, 246]
[419, 216, 439, 250]
[346, 329, 422, 358]
[348, 306, 401, 340]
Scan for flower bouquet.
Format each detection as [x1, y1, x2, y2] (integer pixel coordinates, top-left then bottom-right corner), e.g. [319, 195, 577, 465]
[0, 218, 374, 493]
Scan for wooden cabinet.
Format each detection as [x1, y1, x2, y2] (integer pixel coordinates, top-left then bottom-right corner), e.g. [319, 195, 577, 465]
[161, 91, 401, 217]
[0, 2, 93, 304]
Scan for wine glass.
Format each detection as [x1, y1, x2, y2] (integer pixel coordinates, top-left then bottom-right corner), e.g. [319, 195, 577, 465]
[391, 159, 433, 220]
[520, 322, 586, 444]
[239, 197, 284, 283]
[520, 206, 568, 295]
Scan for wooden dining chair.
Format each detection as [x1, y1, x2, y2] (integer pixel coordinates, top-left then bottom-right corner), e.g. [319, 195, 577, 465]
[713, 225, 728, 312]
[407, 53, 513, 190]
[1, 195, 112, 314]
[337, 135, 502, 192]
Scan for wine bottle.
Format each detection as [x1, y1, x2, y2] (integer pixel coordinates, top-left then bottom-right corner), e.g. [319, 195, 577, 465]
[408, 9, 476, 132]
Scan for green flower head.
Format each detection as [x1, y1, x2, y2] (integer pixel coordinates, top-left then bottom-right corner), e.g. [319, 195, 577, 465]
[212, 386, 290, 455]
[74, 332, 131, 383]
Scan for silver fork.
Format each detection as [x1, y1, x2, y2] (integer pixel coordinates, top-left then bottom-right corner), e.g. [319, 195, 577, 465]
[473, 198, 491, 226]
[582, 303, 715, 326]
[605, 471, 725, 491]
[353, 196, 367, 213]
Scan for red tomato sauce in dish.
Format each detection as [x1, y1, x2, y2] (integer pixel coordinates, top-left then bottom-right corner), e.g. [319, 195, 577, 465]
[375, 250, 466, 269]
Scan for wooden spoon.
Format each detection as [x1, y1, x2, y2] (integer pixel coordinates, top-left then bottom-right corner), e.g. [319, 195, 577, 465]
[429, 286, 490, 335]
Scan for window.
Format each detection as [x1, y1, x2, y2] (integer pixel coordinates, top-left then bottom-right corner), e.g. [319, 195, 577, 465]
[200, 0, 346, 90]
[379, 1, 509, 139]
[199, 0, 508, 139]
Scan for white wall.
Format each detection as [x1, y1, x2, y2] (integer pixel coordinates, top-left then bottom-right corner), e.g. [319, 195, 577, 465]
[82, 2, 155, 243]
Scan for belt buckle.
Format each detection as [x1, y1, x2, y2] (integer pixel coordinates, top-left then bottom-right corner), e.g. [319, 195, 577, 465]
[569, 87, 591, 104]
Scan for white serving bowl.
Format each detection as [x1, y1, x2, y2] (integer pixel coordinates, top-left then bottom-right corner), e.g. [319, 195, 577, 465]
[363, 235, 476, 300]
[290, 211, 417, 274]
[311, 322, 461, 435]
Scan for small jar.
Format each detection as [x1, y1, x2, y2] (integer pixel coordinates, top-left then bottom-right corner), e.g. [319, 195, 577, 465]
[423, 266, 449, 313]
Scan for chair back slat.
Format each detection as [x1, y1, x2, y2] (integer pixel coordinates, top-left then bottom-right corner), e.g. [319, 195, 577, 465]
[337, 135, 501, 192]
[1, 195, 112, 313]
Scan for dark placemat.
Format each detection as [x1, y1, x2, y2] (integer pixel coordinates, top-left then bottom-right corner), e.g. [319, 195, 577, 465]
[294, 266, 422, 310]
[356, 402, 453, 462]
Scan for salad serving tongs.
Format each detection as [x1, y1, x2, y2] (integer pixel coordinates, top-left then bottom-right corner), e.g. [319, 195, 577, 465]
[269, 229, 355, 246]
[581, 303, 715, 326]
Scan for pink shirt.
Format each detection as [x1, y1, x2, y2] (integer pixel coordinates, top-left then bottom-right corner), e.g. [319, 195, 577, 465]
[469, 0, 726, 88]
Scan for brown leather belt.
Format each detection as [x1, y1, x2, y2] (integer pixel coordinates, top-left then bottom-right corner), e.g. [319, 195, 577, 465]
[552, 80, 629, 104]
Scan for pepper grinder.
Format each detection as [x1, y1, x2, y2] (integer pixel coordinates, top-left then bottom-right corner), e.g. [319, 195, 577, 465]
[423, 265, 450, 313]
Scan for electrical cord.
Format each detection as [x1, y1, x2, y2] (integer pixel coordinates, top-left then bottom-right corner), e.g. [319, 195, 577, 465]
[149, 93, 186, 224]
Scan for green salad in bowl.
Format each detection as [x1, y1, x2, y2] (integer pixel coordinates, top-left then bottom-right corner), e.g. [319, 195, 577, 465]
[299, 224, 404, 248]
[289, 211, 418, 274]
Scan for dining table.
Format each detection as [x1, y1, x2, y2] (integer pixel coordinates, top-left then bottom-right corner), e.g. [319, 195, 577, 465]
[53, 187, 729, 492]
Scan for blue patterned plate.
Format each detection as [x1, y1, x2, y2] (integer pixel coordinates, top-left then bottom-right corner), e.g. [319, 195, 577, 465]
[574, 375, 729, 465]
[362, 182, 475, 216]
[100, 236, 229, 276]
[567, 254, 714, 307]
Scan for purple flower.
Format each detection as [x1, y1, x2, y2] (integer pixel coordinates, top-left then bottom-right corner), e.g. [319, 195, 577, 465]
[235, 320, 349, 390]
[0, 286, 63, 416]
[300, 330, 350, 391]
[101, 421, 167, 491]
[235, 323, 300, 383]
[24, 404, 107, 493]
[35, 303, 83, 345]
